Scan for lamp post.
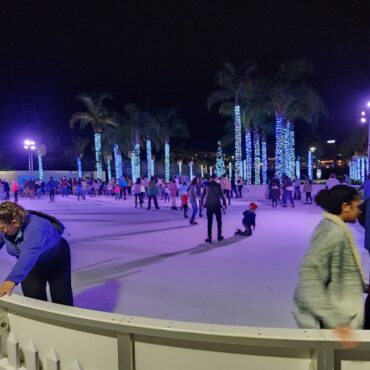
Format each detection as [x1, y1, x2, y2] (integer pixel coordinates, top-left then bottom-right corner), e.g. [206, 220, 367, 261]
[24, 139, 36, 179]
[360, 102, 370, 173]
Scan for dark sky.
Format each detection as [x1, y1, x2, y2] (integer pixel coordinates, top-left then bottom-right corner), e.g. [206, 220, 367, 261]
[0, 0, 369, 163]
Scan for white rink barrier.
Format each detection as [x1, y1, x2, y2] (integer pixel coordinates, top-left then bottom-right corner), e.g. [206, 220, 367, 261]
[0, 296, 369, 369]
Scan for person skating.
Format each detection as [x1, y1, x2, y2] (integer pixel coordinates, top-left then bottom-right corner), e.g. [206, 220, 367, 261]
[11, 180, 19, 203]
[200, 174, 227, 243]
[147, 177, 160, 210]
[188, 177, 199, 225]
[293, 185, 366, 346]
[132, 178, 145, 208]
[269, 179, 280, 207]
[303, 176, 313, 204]
[47, 177, 58, 202]
[235, 202, 257, 236]
[281, 174, 294, 207]
[220, 175, 232, 205]
[181, 192, 189, 219]
[168, 179, 178, 210]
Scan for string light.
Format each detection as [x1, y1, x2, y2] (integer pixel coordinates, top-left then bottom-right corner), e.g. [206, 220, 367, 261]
[177, 160, 182, 176]
[243, 159, 247, 180]
[77, 156, 82, 179]
[134, 143, 141, 179]
[261, 136, 268, 185]
[308, 150, 313, 180]
[361, 156, 366, 183]
[275, 116, 284, 177]
[253, 131, 261, 184]
[114, 144, 122, 179]
[188, 161, 194, 179]
[228, 162, 232, 179]
[234, 105, 242, 178]
[165, 141, 170, 182]
[37, 148, 43, 180]
[210, 166, 213, 175]
[215, 141, 226, 177]
[245, 129, 252, 184]
[146, 139, 153, 177]
[94, 133, 103, 179]
[200, 165, 204, 178]
[295, 157, 301, 179]
[107, 159, 112, 180]
[288, 123, 295, 178]
[130, 151, 136, 181]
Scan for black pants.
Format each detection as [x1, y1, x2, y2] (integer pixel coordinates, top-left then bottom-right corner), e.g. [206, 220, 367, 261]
[120, 187, 127, 199]
[206, 206, 222, 239]
[183, 204, 188, 218]
[147, 195, 159, 209]
[14, 190, 18, 202]
[21, 238, 73, 306]
[49, 189, 55, 201]
[294, 187, 301, 200]
[238, 185, 243, 198]
[134, 193, 144, 207]
[231, 187, 238, 198]
[306, 192, 312, 203]
[223, 190, 231, 205]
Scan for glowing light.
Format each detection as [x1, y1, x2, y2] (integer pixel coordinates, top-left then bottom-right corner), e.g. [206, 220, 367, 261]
[261, 136, 267, 184]
[275, 116, 284, 177]
[361, 117, 367, 123]
[234, 105, 242, 178]
[134, 143, 141, 179]
[316, 169, 322, 179]
[130, 151, 136, 180]
[361, 111, 366, 116]
[288, 123, 295, 179]
[327, 140, 336, 144]
[209, 166, 213, 175]
[165, 141, 170, 182]
[188, 161, 194, 179]
[114, 144, 123, 179]
[295, 157, 301, 179]
[308, 150, 313, 180]
[228, 162, 232, 179]
[200, 165, 204, 178]
[253, 132, 261, 184]
[361, 156, 366, 183]
[367, 101, 370, 108]
[245, 130, 252, 184]
[107, 158, 112, 180]
[77, 156, 82, 179]
[177, 160, 182, 176]
[37, 148, 43, 180]
[243, 159, 247, 180]
[146, 139, 153, 177]
[94, 133, 103, 179]
[215, 141, 226, 177]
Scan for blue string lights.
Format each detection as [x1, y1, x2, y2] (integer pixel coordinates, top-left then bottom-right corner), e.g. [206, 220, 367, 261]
[165, 141, 170, 182]
[275, 116, 284, 177]
[261, 136, 267, 185]
[234, 105, 242, 178]
[77, 156, 82, 179]
[114, 144, 122, 179]
[37, 148, 43, 180]
[245, 129, 252, 184]
[146, 139, 153, 177]
[94, 133, 103, 180]
[253, 132, 261, 185]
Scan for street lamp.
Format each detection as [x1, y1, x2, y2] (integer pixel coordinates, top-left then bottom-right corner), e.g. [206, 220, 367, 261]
[360, 101, 370, 172]
[24, 139, 36, 179]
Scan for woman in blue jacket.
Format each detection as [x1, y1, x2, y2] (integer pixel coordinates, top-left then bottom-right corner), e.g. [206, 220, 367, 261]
[0, 202, 73, 305]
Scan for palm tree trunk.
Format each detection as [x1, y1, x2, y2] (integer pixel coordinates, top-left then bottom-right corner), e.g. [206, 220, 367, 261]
[107, 159, 112, 181]
[146, 139, 153, 177]
[253, 131, 261, 185]
[130, 151, 136, 181]
[114, 144, 123, 178]
[37, 148, 44, 181]
[288, 123, 295, 178]
[275, 115, 284, 177]
[77, 156, 83, 179]
[94, 132, 103, 179]
[245, 129, 252, 184]
[165, 139, 170, 182]
[261, 134, 268, 185]
[134, 142, 141, 179]
[234, 105, 243, 178]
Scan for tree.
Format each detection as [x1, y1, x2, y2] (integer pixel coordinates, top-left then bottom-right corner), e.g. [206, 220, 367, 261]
[215, 141, 226, 177]
[155, 108, 189, 181]
[208, 60, 257, 178]
[70, 92, 118, 179]
[64, 137, 90, 177]
[267, 59, 326, 177]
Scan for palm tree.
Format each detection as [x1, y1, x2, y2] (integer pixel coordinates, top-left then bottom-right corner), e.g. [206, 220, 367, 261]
[155, 108, 189, 181]
[268, 59, 326, 177]
[64, 137, 90, 178]
[207, 60, 257, 178]
[123, 103, 156, 180]
[70, 92, 118, 179]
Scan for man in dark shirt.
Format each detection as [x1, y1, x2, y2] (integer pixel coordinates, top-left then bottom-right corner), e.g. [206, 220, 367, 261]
[200, 174, 227, 243]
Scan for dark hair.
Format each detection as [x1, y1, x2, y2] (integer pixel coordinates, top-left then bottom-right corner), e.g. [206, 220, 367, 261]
[191, 177, 198, 186]
[0, 201, 28, 227]
[315, 185, 359, 215]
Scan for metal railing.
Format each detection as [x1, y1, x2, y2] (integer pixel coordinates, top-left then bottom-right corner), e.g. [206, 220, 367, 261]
[0, 294, 369, 369]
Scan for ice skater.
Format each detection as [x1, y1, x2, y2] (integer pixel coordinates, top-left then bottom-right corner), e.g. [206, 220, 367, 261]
[181, 192, 189, 218]
[235, 202, 257, 236]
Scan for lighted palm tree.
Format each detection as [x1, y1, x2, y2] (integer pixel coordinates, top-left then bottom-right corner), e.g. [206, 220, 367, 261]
[268, 59, 326, 177]
[70, 92, 118, 179]
[155, 108, 189, 181]
[207, 60, 257, 178]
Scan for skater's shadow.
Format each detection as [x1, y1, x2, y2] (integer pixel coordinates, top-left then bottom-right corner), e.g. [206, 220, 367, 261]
[74, 279, 122, 311]
[190, 235, 245, 255]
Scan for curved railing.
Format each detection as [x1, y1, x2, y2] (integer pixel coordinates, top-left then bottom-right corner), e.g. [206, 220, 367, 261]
[0, 294, 369, 370]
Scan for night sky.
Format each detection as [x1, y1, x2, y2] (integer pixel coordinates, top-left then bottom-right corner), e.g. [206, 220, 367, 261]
[0, 1, 369, 166]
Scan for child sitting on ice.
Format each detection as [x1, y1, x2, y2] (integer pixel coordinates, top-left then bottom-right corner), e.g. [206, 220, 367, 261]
[235, 202, 257, 236]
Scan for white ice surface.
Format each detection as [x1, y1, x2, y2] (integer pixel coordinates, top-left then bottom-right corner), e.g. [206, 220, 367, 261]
[0, 194, 367, 328]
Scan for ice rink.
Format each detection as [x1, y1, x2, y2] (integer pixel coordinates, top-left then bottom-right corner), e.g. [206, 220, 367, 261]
[0, 192, 367, 328]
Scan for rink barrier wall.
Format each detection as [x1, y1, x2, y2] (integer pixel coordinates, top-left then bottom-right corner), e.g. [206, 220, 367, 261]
[0, 296, 370, 369]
